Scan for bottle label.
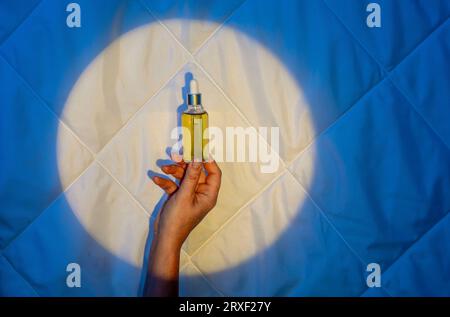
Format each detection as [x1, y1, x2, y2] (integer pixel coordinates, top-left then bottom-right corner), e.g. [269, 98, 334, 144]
[193, 117, 203, 161]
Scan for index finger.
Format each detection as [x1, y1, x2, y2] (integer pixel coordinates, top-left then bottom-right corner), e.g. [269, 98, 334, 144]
[171, 152, 187, 169]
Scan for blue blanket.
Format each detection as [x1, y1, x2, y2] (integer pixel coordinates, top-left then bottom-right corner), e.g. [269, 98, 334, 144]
[0, 0, 449, 296]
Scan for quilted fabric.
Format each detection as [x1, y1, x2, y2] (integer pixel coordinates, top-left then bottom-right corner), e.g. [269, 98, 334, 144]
[1, 0, 449, 296]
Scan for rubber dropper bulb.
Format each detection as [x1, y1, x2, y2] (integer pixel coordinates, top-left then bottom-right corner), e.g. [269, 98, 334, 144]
[190, 79, 199, 94]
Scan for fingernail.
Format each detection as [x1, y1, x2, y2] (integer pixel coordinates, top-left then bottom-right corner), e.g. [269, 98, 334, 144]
[152, 176, 159, 183]
[172, 153, 183, 163]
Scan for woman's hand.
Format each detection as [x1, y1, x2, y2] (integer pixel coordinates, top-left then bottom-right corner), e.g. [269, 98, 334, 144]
[144, 157, 222, 297]
[152, 158, 222, 249]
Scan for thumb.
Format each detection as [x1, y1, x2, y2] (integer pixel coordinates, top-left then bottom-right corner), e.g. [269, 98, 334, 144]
[178, 161, 202, 198]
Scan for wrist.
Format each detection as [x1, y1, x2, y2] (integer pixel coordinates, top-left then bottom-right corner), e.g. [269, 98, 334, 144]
[153, 229, 183, 253]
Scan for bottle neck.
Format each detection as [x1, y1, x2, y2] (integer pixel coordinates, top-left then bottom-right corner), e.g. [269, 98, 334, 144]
[186, 104, 205, 114]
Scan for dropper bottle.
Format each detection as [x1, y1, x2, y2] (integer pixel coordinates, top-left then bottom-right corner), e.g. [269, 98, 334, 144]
[181, 79, 209, 162]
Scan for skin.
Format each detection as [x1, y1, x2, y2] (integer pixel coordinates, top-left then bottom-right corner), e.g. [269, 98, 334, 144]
[144, 157, 222, 297]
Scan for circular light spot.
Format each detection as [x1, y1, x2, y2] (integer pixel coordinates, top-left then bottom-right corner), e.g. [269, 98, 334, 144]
[58, 21, 315, 272]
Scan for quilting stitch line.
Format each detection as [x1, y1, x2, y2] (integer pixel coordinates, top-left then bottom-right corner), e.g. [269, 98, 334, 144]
[2, 254, 41, 297]
[0, 53, 189, 252]
[0, 0, 43, 49]
[138, 0, 248, 56]
[323, 0, 450, 297]
[323, 0, 450, 150]
[359, 209, 450, 297]
[147, 1, 391, 296]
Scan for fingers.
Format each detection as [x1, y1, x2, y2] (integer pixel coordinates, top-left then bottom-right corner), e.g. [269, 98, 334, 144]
[152, 176, 178, 195]
[203, 160, 222, 191]
[161, 163, 207, 184]
[171, 152, 187, 168]
[178, 162, 203, 198]
[155, 158, 220, 197]
[161, 164, 185, 180]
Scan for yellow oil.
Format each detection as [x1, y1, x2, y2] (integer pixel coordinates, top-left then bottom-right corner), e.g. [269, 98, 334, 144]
[181, 111, 209, 162]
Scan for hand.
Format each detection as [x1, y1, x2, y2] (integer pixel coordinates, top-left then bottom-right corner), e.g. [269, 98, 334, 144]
[152, 157, 222, 250]
[145, 156, 221, 296]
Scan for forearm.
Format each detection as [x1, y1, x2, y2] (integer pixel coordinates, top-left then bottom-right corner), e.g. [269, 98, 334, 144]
[144, 160, 221, 297]
[144, 234, 182, 297]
